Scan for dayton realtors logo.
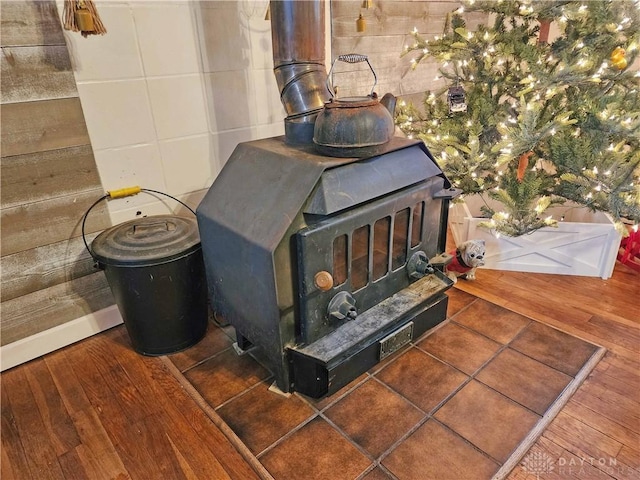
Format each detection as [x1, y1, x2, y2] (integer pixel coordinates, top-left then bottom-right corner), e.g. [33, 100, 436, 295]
[521, 451, 638, 478]
[521, 451, 555, 479]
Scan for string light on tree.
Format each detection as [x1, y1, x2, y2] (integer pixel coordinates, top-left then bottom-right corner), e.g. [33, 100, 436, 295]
[395, 0, 640, 237]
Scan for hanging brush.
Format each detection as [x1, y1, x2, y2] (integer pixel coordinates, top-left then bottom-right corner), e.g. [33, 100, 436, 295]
[63, 0, 107, 37]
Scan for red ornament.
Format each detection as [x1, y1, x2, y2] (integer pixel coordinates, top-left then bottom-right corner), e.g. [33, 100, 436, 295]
[538, 18, 552, 45]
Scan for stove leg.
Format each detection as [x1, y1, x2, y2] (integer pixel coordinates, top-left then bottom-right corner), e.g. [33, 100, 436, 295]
[268, 381, 291, 398]
[233, 331, 254, 356]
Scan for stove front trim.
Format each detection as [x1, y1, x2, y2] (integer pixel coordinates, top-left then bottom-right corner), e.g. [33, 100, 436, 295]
[289, 272, 451, 398]
[290, 294, 449, 398]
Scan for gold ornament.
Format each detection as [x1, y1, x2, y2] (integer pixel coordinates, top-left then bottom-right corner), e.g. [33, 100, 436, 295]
[614, 57, 628, 70]
[611, 47, 627, 70]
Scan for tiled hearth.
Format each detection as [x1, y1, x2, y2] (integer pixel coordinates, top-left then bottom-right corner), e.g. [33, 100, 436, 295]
[167, 288, 601, 480]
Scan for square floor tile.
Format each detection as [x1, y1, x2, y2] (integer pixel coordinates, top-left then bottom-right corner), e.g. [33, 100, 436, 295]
[452, 299, 531, 344]
[509, 322, 599, 376]
[434, 380, 540, 463]
[324, 379, 425, 458]
[216, 381, 315, 455]
[447, 288, 477, 317]
[259, 417, 371, 480]
[361, 467, 393, 480]
[476, 348, 572, 415]
[168, 322, 233, 372]
[417, 322, 501, 375]
[382, 419, 499, 480]
[376, 347, 468, 413]
[183, 349, 271, 408]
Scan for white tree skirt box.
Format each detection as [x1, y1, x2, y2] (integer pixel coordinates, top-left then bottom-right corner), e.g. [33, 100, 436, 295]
[449, 195, 622, 279]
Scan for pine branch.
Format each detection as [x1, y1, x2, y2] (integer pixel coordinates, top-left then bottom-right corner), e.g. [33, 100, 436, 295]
[398, 0, 640, 236]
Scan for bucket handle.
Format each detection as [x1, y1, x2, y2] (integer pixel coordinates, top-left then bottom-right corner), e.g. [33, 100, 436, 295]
[81, 186, 196, 262]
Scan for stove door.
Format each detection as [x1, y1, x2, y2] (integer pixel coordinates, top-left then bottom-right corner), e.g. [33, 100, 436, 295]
[295, 178, 444, 345]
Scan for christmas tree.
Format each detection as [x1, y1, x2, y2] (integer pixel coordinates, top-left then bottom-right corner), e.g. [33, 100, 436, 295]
[397, 0, 640, 237]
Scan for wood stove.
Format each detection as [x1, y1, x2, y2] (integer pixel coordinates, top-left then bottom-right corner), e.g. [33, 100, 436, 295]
[197, 136, 458, 398]
[196, 0, 459, 398]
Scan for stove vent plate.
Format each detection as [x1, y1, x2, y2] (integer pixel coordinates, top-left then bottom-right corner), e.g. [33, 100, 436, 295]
[379, 321, 414, 360]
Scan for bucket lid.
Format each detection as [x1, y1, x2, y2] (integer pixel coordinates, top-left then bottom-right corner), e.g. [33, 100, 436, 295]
[91, 215, 200, 267]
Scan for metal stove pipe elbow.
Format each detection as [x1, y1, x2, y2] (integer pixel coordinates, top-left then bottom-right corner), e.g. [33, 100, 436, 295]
[270, 0, 331, 144]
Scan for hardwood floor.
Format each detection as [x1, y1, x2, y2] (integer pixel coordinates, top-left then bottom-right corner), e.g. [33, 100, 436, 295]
[1, 260, 638, 479]
[1, 326, 262, 480]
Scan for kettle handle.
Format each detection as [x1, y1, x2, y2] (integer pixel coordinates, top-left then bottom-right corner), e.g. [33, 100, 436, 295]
[326, 53, 378, 98]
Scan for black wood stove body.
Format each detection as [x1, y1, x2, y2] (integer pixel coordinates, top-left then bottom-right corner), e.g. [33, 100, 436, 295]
[196, 135, 458, 398]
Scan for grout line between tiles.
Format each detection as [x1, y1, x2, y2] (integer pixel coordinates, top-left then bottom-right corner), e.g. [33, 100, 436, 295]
[430, 417, 505, 465]
[447, 294, 481, 318]
[175, 344, 234, 374]
[255, 413, 320, 459]
[213, 377, 275, 412]
[375, 412, 434, 464]
[288, 371, 371, 414]
[255, 374, 378, 461]
[316, 410, 378, 462]
[485, 316, 601, 380]
[355, 461, 400, 480]
[376, 463, 401, 480]
[449, 316, 530, 347]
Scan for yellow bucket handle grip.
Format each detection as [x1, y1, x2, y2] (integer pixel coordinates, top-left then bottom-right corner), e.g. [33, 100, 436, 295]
[108, 186, 141, 199]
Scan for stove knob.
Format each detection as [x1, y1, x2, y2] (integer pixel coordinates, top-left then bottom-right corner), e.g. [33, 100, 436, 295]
[407, 251, 434, 279]
[314, 271, 334, 291]
[327, 291, 358, 321]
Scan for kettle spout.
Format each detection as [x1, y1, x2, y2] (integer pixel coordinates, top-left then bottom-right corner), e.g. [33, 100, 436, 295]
[380, 92, 397, 117]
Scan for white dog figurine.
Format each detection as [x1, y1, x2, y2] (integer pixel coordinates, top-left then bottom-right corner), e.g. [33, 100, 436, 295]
[446, 239, 485, 283]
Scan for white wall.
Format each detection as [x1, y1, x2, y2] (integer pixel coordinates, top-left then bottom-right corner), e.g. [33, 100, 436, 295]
[58, 0, 286, 225]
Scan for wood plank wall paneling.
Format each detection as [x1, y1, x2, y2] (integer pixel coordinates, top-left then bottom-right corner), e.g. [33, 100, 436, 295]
[0, 271, 115, 346]
[0, 1, 66, 47]
[1, 233, 100, 303]
[1, 145, 102, 208]
[330, 0, 487, 99]
[1, 45, 77, 103]
[0, 188, 110, 257]
[0, 98, 91, 157]
[1, 0, 112, 344]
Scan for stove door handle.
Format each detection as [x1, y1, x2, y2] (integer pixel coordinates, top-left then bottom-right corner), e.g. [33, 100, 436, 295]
[407, 251, 434, 280]
[327, 291, 358, 321]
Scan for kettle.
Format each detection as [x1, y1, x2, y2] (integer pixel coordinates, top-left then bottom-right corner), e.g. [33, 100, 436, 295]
[313, 54, 396, 158]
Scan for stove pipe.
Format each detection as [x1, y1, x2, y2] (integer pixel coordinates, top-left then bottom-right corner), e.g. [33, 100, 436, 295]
[270, 0, 331, 144]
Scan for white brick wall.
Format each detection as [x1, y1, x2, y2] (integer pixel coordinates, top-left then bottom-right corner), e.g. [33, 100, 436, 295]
[58, 0, 285, 224]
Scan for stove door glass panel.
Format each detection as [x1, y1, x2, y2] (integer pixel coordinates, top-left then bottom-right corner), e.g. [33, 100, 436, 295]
[332, 234, 348, 287]
[351, 225, 370, 290]
[411, 202, 424, 248]
[392, 208, 410, 270]
[373, 216, 391, 281]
